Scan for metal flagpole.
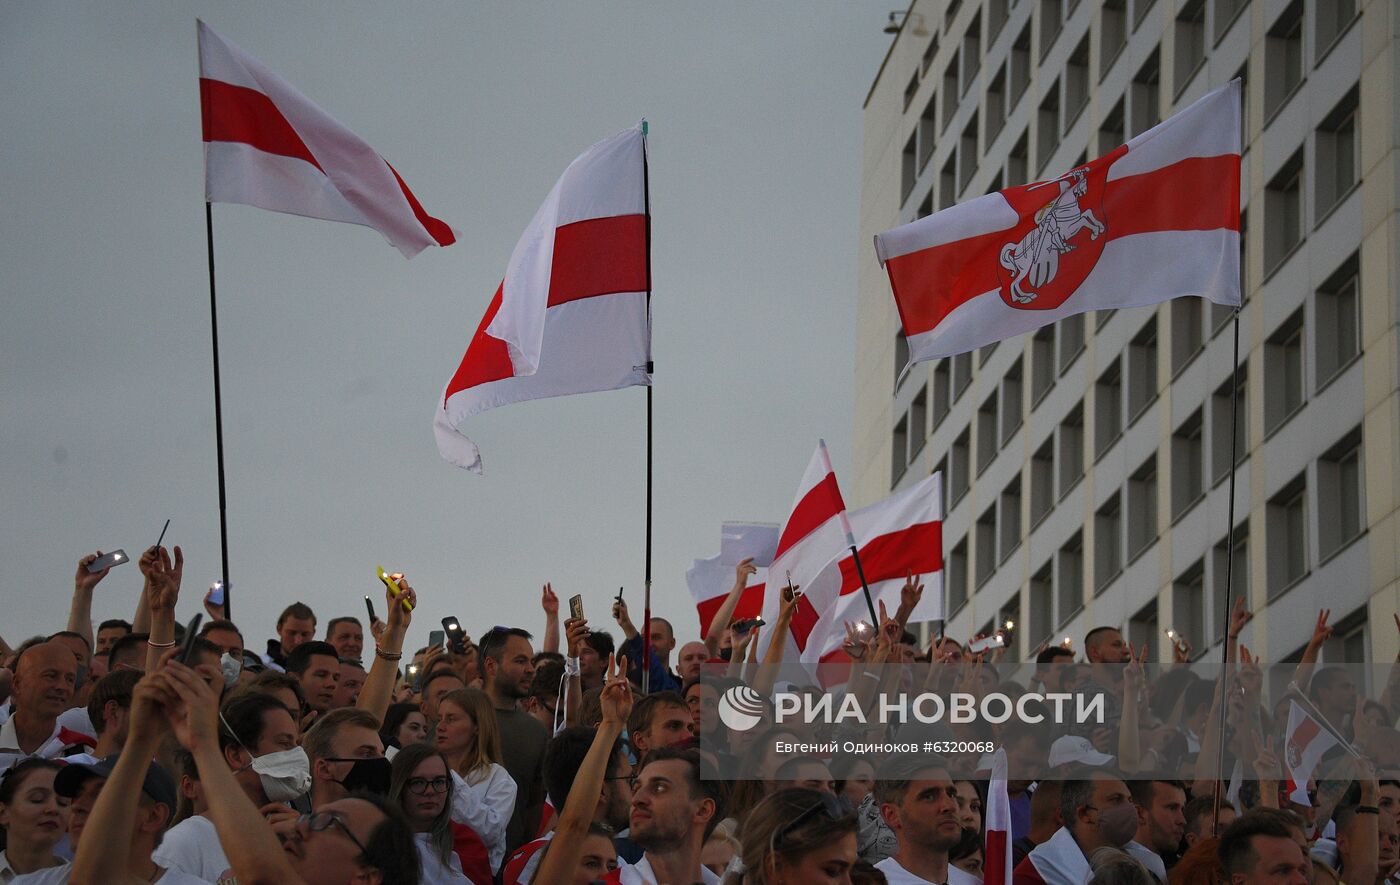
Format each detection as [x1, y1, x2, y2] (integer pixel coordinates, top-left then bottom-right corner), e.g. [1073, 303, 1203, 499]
[641, 121, 654, 694]
[1210, 307, 1243, 834]
[205, 203, 232, 620]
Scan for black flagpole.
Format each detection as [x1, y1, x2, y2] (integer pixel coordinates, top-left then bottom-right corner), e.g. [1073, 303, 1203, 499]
[1210, 306, 1242, 833]
[205, 202, 232, 620]
[641, 121, 654, 694]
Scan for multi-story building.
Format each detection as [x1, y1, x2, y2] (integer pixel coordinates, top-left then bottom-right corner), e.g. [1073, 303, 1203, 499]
[854, 0, 1399, 670]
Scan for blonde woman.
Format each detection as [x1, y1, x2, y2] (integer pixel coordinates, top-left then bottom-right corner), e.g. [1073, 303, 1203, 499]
[434, 687, 516, 871]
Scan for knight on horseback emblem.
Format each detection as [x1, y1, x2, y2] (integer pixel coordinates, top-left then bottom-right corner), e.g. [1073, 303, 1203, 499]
[999, 167, 1107, 304]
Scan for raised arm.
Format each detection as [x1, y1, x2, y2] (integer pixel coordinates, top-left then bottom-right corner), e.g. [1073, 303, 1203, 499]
[357, 574, 416, 725]
[532, 654, 631, 885]
[541, 583, 561, 655]
[752, 582, 799, 697]
[142, 547, 183, 673]
[704, 558, 757, 657]
[1119, 644, 1146, 773]
[562, 616, 588, 728]
[1289, 610, 1332, 694]
[68, 551, 114, 650]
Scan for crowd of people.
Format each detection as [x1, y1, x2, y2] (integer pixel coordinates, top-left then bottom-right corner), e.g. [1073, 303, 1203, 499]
[0, 548, 1395, 885]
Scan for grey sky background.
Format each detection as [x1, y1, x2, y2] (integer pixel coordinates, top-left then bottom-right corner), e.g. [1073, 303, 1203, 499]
[1, 3, 894, 656]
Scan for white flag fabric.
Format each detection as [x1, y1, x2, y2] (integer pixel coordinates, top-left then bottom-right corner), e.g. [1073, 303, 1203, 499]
[434, 126, 651, 473]
[687, 554, 768, 638]
[1284, 700, 1341, 806]
[985, 749, 1013, 885]
[875, 80, 1241, 363]
[197, 20, 454, 258]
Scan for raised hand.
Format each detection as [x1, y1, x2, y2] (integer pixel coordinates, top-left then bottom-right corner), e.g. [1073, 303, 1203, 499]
[565, 617, 589, 658]
[1238, 645, 1262, 695]
[202, 586, 228, 621]
[384, 573, 416, 633]
[842, 621, 871, 661]
[1307, 609, 1333, 650]
[897, 571, 924, 622]
[1124, 643, 1146, 697]
[146, 546, 184, 614]
[75, 551, 112, 594]
[599, 654, 633, 727]
[1227, 596, 1253, 640]
[541, 583, 559, 615]
[1251, 735, 1281, 780]
[734, 557, 757, 586]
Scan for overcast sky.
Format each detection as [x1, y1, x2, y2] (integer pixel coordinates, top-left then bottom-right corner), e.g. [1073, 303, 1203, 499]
[0, 3, 894, 655]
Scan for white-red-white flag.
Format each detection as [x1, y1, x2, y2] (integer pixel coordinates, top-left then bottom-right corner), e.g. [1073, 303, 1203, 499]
[985, 748, 1013, 885]
[875, 80, 1240, 364]
[434, 126, 651, 473]
[798, 471, 944, 662]
[197, 21, 455, 259]
[1284, 700, 1340, 806]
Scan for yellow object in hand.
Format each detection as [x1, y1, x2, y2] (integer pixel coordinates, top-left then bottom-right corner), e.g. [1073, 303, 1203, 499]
[376, 566, 414, 613]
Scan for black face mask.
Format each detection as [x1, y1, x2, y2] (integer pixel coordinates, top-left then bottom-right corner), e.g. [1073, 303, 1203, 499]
[326, 756, 392, 796]
[718, 647, 732, 662]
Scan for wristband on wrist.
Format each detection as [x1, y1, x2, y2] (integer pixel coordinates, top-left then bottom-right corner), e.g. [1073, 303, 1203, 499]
[564, 656, 581, 677]
[1356, 805, 1380, 815]
[375, 648, 403, 661]
[147, 639, 177, 649]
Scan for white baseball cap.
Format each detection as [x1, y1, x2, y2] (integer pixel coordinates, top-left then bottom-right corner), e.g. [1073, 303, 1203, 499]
[1049, 735, 1115, 769]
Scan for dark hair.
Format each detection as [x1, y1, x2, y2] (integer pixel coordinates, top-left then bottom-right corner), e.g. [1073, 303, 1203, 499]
[1128, 779, 1186, 808]
[530, 658, 564, 701]
[1183, 795, 1221, 836]
[199, 619, 244, 642]
[237, 670, 306, 713]
[388, 744, 454, 869]
[1036, 645, 1075, 666]
[326, 617, 362, 638]
[544, 726, 625, 810]
[380, 703, 423, 749]
[478, 627, 532, 664]
[873, 756, 952, 806]
[346, 790, 421, 885]
[949, 826, 983, 864]
[532, 651, 565, 668]
[1308, 666, 1352, 703]
[584, 630, 615, 659]
[422, 669, 465, 698]
[108, 632, 151, 670]
[1059, 778, 1097, 832]
[97, 619, 133, 635]
[1218, 809, 1303, 876]
[87, 668, 142, 735]
[218, 692, 294, 755]
[628, 690, 687, 738]
[284, 641, 339, 676]
[1084, 626, 1121, 650]
[0, 758, 64, 852]
[276, 602, 316, 629]
[637, 747, 725, 840]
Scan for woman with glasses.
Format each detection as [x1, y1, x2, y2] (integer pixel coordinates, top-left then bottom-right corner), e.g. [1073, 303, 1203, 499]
[730, 787, 859, 884]
[0, 759, 69, 880]
[435, 687, 516, 872]
[389, 743, 472, 883]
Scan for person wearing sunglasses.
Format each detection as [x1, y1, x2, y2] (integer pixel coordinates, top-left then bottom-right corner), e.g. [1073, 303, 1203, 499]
[79, 659, 419, 885]
[733, 787, 859, 883]
[389, 742, 487, 884]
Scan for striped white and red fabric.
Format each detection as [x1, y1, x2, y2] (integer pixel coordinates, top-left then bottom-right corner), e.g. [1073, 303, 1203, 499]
[433, 126, 651, 473]
[1284, 700, 1340, 806]
[875, 80, 1241, 364]
[985, 748, 1014, 885]
[688, 555, 768, 638]
[197, 21, 455, 259]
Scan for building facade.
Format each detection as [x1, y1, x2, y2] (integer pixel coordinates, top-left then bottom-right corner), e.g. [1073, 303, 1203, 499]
[854, 0, 1400, 667]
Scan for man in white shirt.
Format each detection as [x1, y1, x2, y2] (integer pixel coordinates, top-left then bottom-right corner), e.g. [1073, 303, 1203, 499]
[610, 748, 724, 884]
[872, 760, 981, 885]
[0, 642, 89, 771]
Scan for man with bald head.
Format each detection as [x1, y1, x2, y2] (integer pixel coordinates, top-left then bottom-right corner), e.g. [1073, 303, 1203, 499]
[677, 641, 710, 685]
[0, 640, 92, 768]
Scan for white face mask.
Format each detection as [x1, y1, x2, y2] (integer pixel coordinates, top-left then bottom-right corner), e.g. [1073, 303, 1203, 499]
[220, 652, 242, 687]
[248, 746, 311, 802]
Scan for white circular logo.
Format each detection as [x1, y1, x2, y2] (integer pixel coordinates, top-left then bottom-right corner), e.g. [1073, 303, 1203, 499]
[718, 685, 766, 732]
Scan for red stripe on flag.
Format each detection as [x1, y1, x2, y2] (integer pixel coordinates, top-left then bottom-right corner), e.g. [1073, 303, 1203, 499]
[386, 160, 456, 247]
[547, 215, 649, 307]
[443, 284, 515, 401]
[199, 78, 321, 170]
[774, 473, 846, 560]
[695, 583, 765, 636]
[838, 521, 943, 596]
[790, 594, 823, 652]
[984, 830, 1010, 885]
[885, 153, 1241, 337]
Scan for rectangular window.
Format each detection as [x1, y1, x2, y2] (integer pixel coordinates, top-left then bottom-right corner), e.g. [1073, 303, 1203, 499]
[1000, 476, 1023, 562]
[1059, 313, 1085, 371]
[892, 415, 909, 482]
[917, 190, 934, 220]
[1264, 309, 1305, 434]
[1214, 0, 1248, 43]
[1316, 0, 1357, 56]
[1211, 366, 1248, 481]
[989, 0, 1010, 39]
[1172, 410, 1205, 520]
[894, 329, 910, 391]
[1267, 474, 1308, 593]
[1057, 533, 1084, 625]
[932, 362, 951, 427]
[942, 53, 961, 129]
[1099, 98, 1125, 157]
[1101, 0, 1127, 78]
[1001, 358, 1023, 444]
[1130, 48, 1161, 137]
[1032, 326, 1056, 403]
[1095, 359, 1123, 456]
[1037, 81, 1061, 174]
[976, 505, 998, 587]
[1212, 522, 1249, 616]
[1264, 1, 1304, 120]
[904, 70, 920, 112]
[953, 352, 973, 399]
[1095, 494, 1123, 591]
[1065, 37, 1090, 129]
[951, 429, 972, 505]
[1128, 599, 1161, 663]
[979, 342, 999, 367]
[1040, 0, 1064, 60]
[1030, 563, 1054, 646]
[959, 113, 979, 193]
[1010, 23, 1033, 108]
[901, 132, 918, 203]
[1128, 455, 1158, 557]
[1316, 254, 1360, 386]
[940, 153, 957, 210]
[978, 391, 999, 474]
[922, 35, 940, 76]
[1031, 440, 1055, 527]
[1171, 297, 1204, 375]
[1264, 149, 1305, 273]
[1316, 88, 1359, 220]
[948, 538, 969, 614]
[1173, 0, 1206, 95]
[909, 385, 928, 459]
[1172, 561, 1206, 656]
[962, 13, 982, 89]
[1059, 403, 1085, 496]
[987, 68, 1008, 143]
[919, 94, 939, 171]
[1008, 131, 1030, 186]
[1317, 428, 1363, 559]
[1133, 0, 1157, 31]
[1127, 318, 1158, 419]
